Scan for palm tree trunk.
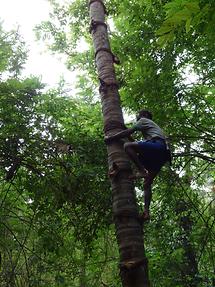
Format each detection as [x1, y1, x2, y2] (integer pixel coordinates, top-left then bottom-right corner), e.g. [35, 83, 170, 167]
[89, 1, 150, 286]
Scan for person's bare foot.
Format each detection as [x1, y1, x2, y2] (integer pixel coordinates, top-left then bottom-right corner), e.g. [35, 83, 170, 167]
[108, 163, 120, 178]
[109, 168, 118, 178]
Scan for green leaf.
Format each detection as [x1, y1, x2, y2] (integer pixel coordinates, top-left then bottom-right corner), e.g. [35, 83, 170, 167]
[185, 17, 192, 32]
[156, 25, 173, 36]
[157, 31, 176, 46]
[184, 2, 200, 14]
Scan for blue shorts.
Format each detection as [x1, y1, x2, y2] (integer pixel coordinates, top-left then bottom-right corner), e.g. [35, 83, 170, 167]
[138, 140, 168, 172]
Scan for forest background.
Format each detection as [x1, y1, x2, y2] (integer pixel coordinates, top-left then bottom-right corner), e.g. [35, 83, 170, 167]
[0, 0, 214, 286]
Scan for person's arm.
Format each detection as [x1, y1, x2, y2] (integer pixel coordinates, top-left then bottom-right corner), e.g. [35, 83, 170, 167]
[105, 127, 135, 144]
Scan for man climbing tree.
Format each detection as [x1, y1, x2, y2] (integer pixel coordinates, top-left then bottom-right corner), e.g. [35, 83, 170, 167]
[105, 109, 171, 220]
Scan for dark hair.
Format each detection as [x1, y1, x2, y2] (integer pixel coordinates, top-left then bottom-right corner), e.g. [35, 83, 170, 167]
[138, 109, 153, 120]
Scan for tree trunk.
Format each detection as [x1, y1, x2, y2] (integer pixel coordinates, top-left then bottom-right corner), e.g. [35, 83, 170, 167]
[89, 1, 150, 286]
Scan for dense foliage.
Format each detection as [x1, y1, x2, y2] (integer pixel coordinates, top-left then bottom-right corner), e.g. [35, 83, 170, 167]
[0, 22, 117, 286]
[0, 0, 214, 286]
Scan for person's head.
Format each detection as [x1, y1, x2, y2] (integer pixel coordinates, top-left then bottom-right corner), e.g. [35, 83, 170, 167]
[137, 109, 153, 121]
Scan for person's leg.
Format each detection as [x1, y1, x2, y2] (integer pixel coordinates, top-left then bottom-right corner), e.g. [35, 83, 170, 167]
[143, 170, 158, 220]
[124, 142, 147, 177]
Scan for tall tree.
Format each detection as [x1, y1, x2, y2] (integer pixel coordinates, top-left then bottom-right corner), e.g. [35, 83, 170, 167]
[89, 1, 150, 286]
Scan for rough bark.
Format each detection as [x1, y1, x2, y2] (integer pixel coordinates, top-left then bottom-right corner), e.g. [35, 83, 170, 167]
[89, 1, 150, 286]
